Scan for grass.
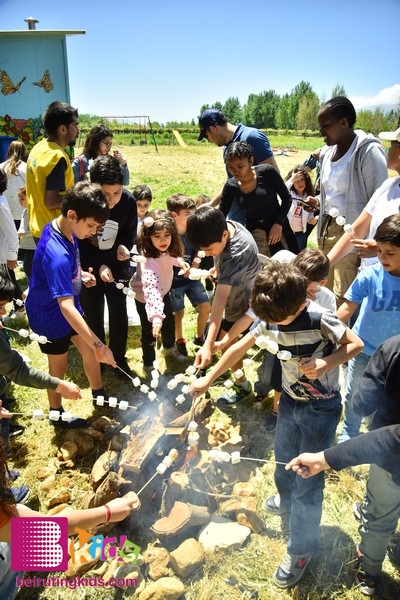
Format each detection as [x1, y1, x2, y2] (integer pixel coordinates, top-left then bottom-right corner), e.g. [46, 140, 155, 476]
[7, 143, 400, 599]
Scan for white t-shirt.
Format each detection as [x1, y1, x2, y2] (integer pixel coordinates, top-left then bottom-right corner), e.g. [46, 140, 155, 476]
[0, 160, 26, 220]
[321, 138, 357, 218]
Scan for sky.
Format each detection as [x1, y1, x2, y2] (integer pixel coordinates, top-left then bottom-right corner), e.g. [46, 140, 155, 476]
[1, 0, 400, 124]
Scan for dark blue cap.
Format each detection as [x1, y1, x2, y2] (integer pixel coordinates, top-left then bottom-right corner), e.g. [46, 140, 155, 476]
[198, 109, 226, 141]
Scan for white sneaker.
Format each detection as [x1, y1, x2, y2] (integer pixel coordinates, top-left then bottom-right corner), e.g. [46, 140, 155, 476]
[162, 344, 187, 362]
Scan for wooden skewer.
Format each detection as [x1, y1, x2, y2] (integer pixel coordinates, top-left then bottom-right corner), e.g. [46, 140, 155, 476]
[136, 472, 158, 496]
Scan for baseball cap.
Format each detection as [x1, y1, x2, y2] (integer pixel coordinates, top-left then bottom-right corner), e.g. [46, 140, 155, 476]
[198, 108, 226, 141]
[379, 127, 400, 143]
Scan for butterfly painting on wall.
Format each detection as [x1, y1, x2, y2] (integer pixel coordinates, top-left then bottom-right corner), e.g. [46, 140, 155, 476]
[33, 69, 54, 93]
[0, 71, 27, 95]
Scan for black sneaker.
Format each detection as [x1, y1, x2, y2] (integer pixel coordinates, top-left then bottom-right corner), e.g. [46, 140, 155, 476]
[114, 360, 136, 381]
[9, 424, 25, 439]
[263, 411, 278, 432]
[176, 339, 188, 356]
[355, 561, 378, 596]
[353, 501, 362, 522]
[262, 494, 285, 515]
[273, 552, 311, 588]
[193, 335, 205, 346]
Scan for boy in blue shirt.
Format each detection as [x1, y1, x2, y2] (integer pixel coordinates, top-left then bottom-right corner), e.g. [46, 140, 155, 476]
[337, 214, 400, 442]
[189, 261, 363, 588]
[26, 182, 116, 428]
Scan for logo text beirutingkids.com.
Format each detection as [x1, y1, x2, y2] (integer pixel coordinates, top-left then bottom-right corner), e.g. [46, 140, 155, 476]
[11, 517, 141, 575]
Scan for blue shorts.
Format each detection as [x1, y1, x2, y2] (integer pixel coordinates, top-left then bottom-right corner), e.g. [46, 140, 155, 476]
[169, 280, 209, 313]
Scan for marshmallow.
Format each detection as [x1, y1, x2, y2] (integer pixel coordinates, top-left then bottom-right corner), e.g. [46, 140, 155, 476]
[162, 456, 173, 468]
[156, 463, 167, 475]
[224, 379, 234, 388]
[231, 451, 241, 464]
[181, 385, 189, 394]
[153, 359, 160, 369]
[38, 335, 48, 345]
[188, 374, 197, 383]
[188, 269, 202, 280]
[132, 377, 141, 387]
[96, 396, 105, 406]
[18, 328, 29, 338]
[176, 394, 185, 404]
[233, 368, 244, 379]
[186, 365, 197, 376]
[132, 255, 147, 264]
[32, 409, 45, 419]
[140, 384, 149, 394]
[277, 350, 292, 361]
[151, 369, 159, 379]
[167, 379, 178, 390]
[122, 287, 129, 295]
[343, 223, 353, 233]
[116, 282, 124, 289]
[29, 332, 40, 341]
[150, 379, 159, 389]
[197, 250, 206, 258]
[208, 449, 219, 461]
[219, 451, 231, 463]
[243, 358, 253, 366]
[49, 410, 60, 421]
[61, 411, 73, 422]
[192, 256, 201, 264]
[336, 215, 346, 226]
[15, 298, 24, 306]
[187, 421, 198, 432]
[108, 397, 118, 408]
[148, 391, 157, 401]
[119, 400, 129, 410]
[187, 431, 199, 447]
[174, 373, 185, 383]
[328, 207, 340, 218]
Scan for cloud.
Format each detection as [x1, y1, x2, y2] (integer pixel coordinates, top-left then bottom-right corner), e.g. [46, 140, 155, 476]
[350, 84, 400, 110]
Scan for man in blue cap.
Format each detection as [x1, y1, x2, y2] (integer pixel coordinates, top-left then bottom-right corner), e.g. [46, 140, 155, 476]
[198, 108, 279, 240]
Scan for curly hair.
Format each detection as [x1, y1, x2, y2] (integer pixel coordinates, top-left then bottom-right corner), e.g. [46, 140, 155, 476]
[250, 261, 307, 323]
[224, 141, 254, 163]
[285, 165, 314, 197]
[83, 125, 113, 159]
[137, 209, 183, 258]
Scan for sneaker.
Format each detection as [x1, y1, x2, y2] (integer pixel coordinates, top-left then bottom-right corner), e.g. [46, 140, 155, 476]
[263, 410, 278, 432]
[355, 554, 378, 596]
[353, 501, 362, 522]
[11, 485, 30, 504]
[217, 380, 252, 405]
[6, 469, 20, 482]
[162, 345, 188, 362]
[273, 552, 311, 588]
[193, 335, 205, 346]
[262, 494, 285, 515]
[9, 424, 25, 439]
[176, 339, 188, 356]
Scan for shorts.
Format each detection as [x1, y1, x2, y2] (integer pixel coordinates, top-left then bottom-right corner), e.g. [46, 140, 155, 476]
[169, 280, 209, 313]
[38, 329, 76, 355]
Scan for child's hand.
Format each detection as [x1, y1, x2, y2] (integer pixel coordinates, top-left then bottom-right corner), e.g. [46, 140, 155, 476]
[113, 150, 127, 166]
[189, 376, 210, 398]
[55, 381, 82, 400]
[99, 265, 113, 283]
[267, 223, 282, 246]
[0, 400, 12, 420]
[351, 238, 377, 259]
[194, 345, 212, 369]
[93, 342, 117, 367]
[106, 494, 141, 521]
[152, 323, 162, 338]
[285, 451, 328, 478]
[299, 357, 328, 379]
[117, 245, 130, 261]
[7, 259, 17, 269]
[81, 267, 96, 287]
[178, 261, 190, 274]
[213, 334, 229, 353]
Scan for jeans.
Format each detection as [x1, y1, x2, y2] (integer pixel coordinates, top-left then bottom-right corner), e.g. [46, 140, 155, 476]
[135, 294, 175, 366]
[338, 352, 371, 443]
[294, 231, 308, 251]
[274, 390, 342, 555]
[80, 278, 129, 365]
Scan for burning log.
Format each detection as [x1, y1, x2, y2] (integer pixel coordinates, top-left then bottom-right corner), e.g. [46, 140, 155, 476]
[119, 416, 166, 474]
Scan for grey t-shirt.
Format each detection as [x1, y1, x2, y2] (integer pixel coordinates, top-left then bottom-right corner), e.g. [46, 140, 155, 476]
[214, 221, 260, 322]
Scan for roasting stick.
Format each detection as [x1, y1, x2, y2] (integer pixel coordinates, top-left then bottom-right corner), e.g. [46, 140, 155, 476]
[136, 448, 179, 496]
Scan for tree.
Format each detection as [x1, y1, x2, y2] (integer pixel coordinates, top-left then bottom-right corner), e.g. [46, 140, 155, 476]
[296, 92, 320, 130]
[331, 83, 347, 98]
[222, 97, 243, 123]
[243, 90, 280, 129]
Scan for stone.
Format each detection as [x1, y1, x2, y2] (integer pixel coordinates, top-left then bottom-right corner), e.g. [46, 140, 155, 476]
[39, 474, 56, 492]
[89, 450, 119, 490]
[218, 496, 257, 516]
[232, 482, 256, 497]
[45, 487, 70, 508]
[198, 514, 251, 552]
[81, 426, 104, 440]
[144, 546, 170, 581]
[236, 509, 265, 533]
[138, 577, 185, 600]
[64, 430, 94, 457]
[58, 441, 78, 461]
[91, 415, 114, 432]
[93, 471, 120, 506]
[169, 538, 205, 578]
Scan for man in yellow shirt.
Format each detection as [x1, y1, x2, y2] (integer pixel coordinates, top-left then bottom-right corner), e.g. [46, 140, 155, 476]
[27, 101, 79, 239]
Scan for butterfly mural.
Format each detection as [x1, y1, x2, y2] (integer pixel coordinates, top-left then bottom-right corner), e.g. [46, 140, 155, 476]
[33, 69, 54, 93]
[0, 71, 27, 95]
